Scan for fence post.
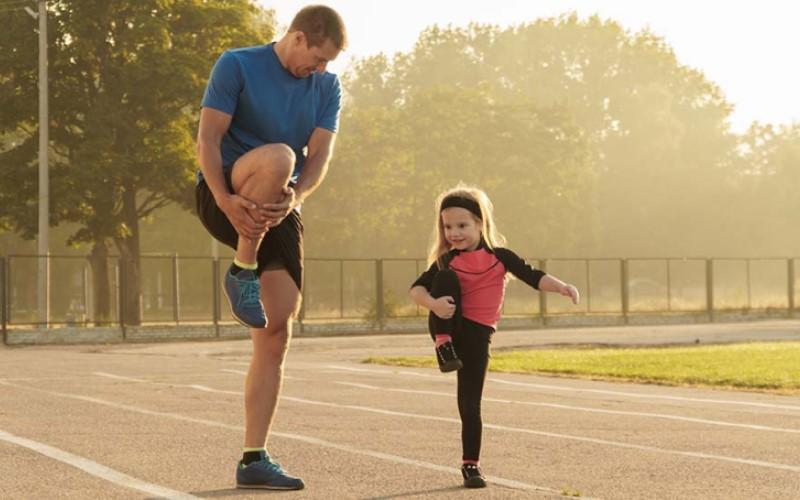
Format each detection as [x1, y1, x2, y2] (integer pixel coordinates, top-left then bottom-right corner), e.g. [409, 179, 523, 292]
[212, 258, 220, 337]
[2, 256, 7, 345]
[745, 259, 752, 311]
[621, 259, 629, 324]
[705, 259, 714, 322]
[82, 263, 90, 326]
[539, 259, 547, 325]
[585, 259, 591, 313]
[375, 259, 384, 330]
[172, 253, 180, 326]
[788, 258, 795, 317]
[118, 257, 127, 339]
[666, 259, 672, 312]
[339, 260, 344, 319]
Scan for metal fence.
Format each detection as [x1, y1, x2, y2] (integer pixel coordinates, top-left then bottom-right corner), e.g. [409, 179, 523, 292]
[1, 255, 798, 340]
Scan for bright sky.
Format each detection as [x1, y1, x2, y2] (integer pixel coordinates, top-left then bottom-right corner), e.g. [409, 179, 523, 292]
[261, 0, 800, 133]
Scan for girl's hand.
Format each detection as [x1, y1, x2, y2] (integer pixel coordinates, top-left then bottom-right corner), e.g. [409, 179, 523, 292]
[560, 284, 580, 304]
[431, 296, 456, 319]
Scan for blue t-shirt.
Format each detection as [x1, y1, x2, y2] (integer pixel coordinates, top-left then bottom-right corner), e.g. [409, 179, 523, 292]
[198, 43, 342, 183]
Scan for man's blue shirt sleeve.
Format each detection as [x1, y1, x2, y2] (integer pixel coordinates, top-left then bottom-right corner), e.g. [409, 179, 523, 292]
[201, 51, 242, 115]
[317, 76, 342, 133]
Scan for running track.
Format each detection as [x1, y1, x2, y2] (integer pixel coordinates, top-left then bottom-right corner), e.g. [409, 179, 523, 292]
[1, 321, 799, 499]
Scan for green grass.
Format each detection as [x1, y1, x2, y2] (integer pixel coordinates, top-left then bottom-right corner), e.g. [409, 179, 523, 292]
[364, 341, 800, 394]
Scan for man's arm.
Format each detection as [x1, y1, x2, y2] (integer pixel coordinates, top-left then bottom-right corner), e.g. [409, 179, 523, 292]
[294, 127, 337, 205]
[196, 107, 265, 240]
[196, 107, 233, 203]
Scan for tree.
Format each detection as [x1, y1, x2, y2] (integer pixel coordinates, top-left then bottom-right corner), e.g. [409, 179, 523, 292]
[0, 0, 275, 324]
[731, 124, 800, 256]
[326, 14, 739, 258]
[305, 81, 590, 258]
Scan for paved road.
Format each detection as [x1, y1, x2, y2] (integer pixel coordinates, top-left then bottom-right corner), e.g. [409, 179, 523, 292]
[1, 320, 799, 499]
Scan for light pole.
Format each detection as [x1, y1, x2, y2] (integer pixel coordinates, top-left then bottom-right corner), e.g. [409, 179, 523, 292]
[37, 0, 48, 326]
[24, 0, 49, 326]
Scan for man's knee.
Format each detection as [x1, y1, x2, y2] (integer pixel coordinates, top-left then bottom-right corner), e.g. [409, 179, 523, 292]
[236, 143, 295, 185]
[252, 323, 291, 363]
[254, 143, 295, 177]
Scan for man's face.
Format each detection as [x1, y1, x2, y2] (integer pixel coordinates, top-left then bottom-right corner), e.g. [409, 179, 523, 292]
[288, 32, 340, 78]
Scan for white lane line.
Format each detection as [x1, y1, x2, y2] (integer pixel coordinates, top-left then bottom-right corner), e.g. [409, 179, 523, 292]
[281, 395, 800, 473]
[95, 370, 303, 384]
[94, 372, 241, 395]
[221, 369, 308, 381]
[93, 372, 800, 473]
[94, 372, 148, 383]
[2, 381, 557, 496]
[220, 369, 247, 376]
[324, 365, 800, 412]
[334, 382, 800, 434]
[0, 428, 199, 500]
[273, 431, 565, 495]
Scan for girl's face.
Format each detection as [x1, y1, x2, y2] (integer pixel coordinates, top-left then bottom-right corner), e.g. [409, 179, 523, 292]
[441, 207, 482, 252]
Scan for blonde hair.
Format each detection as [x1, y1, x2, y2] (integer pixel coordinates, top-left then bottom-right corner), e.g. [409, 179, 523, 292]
[427, 184, 506, 268]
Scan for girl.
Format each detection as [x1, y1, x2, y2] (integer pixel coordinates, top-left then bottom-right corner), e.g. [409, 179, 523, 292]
[409, 184, 579, 488]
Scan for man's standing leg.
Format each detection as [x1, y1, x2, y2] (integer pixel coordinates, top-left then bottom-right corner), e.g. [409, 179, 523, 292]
[236, 269, 305, 490]
[245, 270, 300, 450]
[235, 269, 304, 490]
[226, 144, 305, 490]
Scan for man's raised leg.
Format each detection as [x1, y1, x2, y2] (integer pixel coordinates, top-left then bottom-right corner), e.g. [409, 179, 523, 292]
[224, 144, 294, 328]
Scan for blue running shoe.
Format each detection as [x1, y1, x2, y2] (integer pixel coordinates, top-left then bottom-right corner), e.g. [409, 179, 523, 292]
[236, 455, 305, 490]
[223, 266, 267, 328]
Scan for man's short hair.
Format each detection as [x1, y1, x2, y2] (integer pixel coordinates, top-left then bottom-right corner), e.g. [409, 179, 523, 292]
[290, 5, 347, 50]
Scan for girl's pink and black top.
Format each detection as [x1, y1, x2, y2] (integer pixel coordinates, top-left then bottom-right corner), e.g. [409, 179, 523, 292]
[412, 242, 545, 329]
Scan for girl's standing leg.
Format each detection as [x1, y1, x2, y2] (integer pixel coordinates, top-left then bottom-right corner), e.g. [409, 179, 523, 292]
[455, 319, 491, 487]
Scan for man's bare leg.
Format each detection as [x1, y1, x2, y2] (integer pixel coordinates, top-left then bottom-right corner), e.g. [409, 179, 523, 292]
[231, 143, 295, 263]
[243, 269, 301, 449]
[224, 143, 294, 329]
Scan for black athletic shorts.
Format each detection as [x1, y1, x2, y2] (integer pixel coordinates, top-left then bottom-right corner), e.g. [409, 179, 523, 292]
[195, 168, 304, 291]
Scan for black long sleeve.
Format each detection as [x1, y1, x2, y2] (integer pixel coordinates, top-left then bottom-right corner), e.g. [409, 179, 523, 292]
[411, 262, 440, 291]
[494, 248, 546, 290]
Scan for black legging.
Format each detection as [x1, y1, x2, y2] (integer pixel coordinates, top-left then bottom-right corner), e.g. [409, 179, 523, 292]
[428, 269, 493, 461]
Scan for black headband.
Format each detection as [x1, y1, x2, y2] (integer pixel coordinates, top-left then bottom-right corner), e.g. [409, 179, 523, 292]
[440, 195, 482, 219]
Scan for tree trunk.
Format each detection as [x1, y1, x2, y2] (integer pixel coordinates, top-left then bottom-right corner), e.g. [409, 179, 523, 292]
[116, 183, 142, 326]
[88, 241, 111, 324]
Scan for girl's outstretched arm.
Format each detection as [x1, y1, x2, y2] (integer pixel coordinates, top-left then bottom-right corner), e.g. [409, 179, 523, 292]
[538, 275, 580, 304]
[494, 248, 579, 304]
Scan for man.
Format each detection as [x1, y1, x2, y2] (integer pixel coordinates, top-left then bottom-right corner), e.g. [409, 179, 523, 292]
[195, 5, 346, 490]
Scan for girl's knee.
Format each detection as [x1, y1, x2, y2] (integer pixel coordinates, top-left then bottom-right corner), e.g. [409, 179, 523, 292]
[458, 397, 482, 416]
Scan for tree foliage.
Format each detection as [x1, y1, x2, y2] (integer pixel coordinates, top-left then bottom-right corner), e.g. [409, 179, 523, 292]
[0, 0, 276, 322]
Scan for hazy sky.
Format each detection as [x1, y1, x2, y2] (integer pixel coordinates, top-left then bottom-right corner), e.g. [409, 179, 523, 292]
[260, 0, 799, 133]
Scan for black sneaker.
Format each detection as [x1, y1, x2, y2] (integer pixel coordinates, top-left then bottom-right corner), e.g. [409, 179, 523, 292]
[435, 341, 463, 372]
[461, 463, 487, 488]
